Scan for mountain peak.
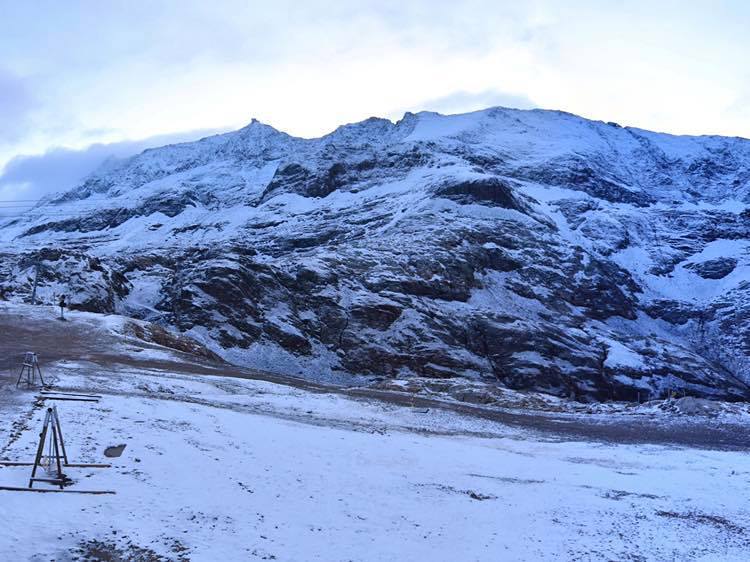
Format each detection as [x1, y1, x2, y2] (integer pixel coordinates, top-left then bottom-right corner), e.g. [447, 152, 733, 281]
[238, 118, 287, 136]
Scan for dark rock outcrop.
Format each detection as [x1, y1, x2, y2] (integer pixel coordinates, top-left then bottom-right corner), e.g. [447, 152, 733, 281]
[685, 257, 737, 279]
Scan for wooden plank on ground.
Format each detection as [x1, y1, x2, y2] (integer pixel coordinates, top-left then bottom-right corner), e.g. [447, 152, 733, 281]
[40, 391, 103, 398]
[1, 461, 111, 468]
[0, 486, 115, 495]
[39, 396, 100, 403]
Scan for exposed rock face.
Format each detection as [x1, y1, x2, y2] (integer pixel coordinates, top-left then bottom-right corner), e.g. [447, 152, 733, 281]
[684, 257, 737, 279]
[0, 248, 129, 313]
[1, 107, 749, 401]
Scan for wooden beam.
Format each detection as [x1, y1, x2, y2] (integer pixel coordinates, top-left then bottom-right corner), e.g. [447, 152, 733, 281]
[40, 391, 103, 399]
[29, 411, 50, 488]
[39, 396, 99, 403]
[1, 461, 111, 468]
[0, 486, 115, 495]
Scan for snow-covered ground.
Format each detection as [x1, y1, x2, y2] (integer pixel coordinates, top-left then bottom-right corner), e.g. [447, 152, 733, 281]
[1, 357, 750, 561]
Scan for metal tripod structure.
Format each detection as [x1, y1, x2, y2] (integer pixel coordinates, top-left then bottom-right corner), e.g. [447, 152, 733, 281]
[29, 406, 69, 489]
[0, 404, 114, 494]
[15, 352, 46, 388]
[0, 351, 116, 494]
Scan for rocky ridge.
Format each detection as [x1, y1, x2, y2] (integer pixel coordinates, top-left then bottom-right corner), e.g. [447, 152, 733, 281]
[1, 107, 749, 402]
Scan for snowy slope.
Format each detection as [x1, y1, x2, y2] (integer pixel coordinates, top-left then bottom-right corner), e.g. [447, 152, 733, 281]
[0, 314, 749, 561]
[1, 107, 750, 401]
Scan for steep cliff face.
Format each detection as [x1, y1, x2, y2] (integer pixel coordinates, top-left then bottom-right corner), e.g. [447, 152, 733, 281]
[2, 107, 749, 401]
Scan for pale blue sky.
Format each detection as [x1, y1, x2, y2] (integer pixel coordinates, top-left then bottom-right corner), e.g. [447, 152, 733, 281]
[1, 0, 749, 200]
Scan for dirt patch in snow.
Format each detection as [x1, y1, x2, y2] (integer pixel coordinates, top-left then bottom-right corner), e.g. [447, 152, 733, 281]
[416, 482, 497, 501]
[124, 321, 223, 362]
[655, 510, 749, 540]
[71, 536, 190, 562]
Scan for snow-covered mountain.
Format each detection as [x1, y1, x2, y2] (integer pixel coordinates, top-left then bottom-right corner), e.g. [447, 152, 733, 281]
[2, 106, 750, 401]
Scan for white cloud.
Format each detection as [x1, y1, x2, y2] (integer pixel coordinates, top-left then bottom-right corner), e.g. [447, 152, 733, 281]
[0, 129, 226, 203]
[415, 90, 537, 115]
[0, 70, 37, 144]
[0, 0, 748, 176]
